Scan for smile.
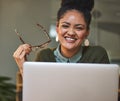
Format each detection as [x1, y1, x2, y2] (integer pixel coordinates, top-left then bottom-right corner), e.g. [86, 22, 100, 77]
[65, 37, 77, 42]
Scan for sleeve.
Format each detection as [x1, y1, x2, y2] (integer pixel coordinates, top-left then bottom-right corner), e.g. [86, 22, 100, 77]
[34, 48, 56, 62]
[93, 46, 110, 63]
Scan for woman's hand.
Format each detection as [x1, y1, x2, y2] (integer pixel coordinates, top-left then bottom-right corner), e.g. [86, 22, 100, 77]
[13, 44, 32, 76]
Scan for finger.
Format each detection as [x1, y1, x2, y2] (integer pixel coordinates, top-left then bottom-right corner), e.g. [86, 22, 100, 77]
[13, 44, 31, 58]
[13, 48, 24, 59]
[19, 50, 26, 59]
[22, 44, 32, 54]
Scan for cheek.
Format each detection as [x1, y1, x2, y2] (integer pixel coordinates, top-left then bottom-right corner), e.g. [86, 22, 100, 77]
[77, 32, 87, 39]
[58, 27, 67, 36]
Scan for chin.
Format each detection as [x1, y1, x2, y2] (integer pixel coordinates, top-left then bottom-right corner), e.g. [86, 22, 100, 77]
[61, 41, 81, 49]
[64, 45, 77, 50]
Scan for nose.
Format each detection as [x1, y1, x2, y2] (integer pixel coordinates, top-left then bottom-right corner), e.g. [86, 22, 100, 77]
[67, 28, 75, 35]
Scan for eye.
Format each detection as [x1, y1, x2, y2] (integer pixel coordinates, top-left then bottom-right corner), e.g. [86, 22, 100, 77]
[76, 27, 84, 31]
[62, 24, 69, 28]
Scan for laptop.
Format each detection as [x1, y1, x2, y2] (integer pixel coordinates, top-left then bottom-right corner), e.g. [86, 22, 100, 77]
[23, 62, 119, 101]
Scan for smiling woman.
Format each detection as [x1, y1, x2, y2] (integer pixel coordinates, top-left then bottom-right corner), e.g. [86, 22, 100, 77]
[13, 0, 110, 100]
[13, 0, 110, 76]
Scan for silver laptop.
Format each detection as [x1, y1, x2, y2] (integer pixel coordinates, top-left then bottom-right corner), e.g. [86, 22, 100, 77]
[23, 62, 119, 101]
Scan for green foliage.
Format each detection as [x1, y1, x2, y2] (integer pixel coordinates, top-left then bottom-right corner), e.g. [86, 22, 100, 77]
[0, 76, 16, 101]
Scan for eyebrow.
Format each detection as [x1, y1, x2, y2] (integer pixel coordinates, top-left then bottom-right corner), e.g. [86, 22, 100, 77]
[61, 22, 86, 27]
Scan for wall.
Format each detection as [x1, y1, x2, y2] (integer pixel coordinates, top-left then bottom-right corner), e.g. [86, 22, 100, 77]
[0, 0, 120, 84]
[0, 0, 51, 84]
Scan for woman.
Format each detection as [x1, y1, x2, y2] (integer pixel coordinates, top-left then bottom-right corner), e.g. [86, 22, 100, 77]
[13, 0, 110, 76]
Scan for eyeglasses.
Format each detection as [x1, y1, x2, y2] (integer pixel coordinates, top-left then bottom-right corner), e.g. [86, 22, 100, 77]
[14, 23, 51, 49]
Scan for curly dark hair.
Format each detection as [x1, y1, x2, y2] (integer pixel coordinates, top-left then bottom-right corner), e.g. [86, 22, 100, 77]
[57, 0, 94, 29]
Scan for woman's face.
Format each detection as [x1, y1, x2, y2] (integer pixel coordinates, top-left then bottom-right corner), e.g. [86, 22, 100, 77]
[56, 10, 89, 51]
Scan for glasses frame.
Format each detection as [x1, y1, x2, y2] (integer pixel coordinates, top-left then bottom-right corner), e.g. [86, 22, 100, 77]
[15, 23, 51, 49]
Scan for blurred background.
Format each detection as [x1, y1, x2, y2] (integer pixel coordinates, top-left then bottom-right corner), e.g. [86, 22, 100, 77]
[0, 0, 120, 84]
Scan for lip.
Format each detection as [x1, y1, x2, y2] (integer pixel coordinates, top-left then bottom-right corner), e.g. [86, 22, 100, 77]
[64, 36, 77, 43]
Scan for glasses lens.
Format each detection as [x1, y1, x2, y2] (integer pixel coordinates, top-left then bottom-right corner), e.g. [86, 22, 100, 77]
[16, 23, 51, 48]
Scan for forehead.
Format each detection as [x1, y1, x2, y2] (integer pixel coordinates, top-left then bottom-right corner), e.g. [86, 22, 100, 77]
[59, 10, 86, 24]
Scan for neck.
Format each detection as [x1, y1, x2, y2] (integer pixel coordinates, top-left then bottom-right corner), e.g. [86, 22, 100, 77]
[60, 46, 81, 58]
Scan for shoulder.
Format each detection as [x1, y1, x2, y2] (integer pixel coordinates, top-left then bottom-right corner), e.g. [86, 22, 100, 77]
[39, 48, 56, 54]
[82, 45, 107, 54]
[81, 45, 110, 63]
[35, 48, 56, 62]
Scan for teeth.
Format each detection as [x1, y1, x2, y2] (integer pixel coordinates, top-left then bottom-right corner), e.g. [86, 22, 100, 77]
[65, 37, 75, 41]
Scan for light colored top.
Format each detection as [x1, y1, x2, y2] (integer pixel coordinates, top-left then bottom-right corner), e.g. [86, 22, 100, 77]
[54, 45, 82, 63]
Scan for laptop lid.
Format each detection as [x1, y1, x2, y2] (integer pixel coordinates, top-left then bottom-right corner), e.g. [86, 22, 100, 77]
[23, 62, 119, 101]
